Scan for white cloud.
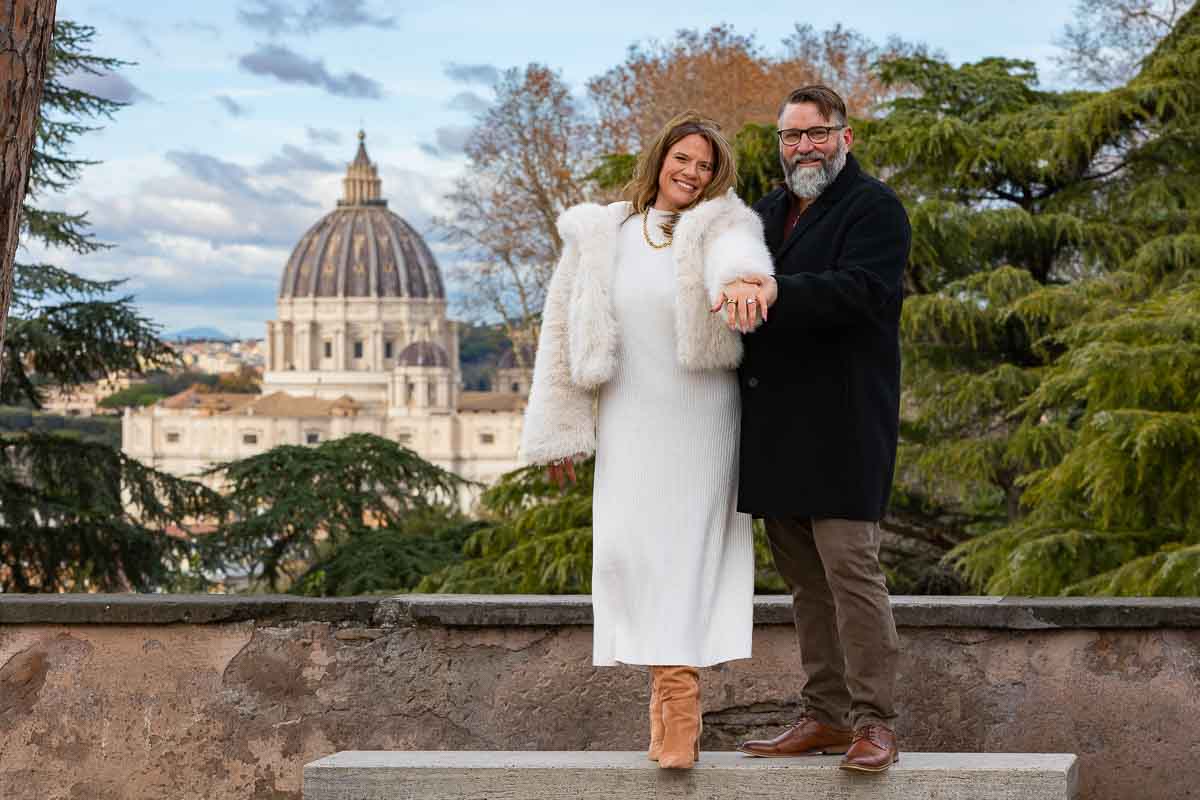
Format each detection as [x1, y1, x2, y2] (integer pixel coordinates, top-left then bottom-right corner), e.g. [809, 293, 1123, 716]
[24, 146, 467, 338]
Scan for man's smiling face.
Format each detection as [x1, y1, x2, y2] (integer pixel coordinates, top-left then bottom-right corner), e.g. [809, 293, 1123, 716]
[778, 102, 853, 199]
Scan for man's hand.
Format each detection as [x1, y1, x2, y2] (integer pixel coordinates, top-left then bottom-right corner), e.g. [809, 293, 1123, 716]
[711, 276, 779, 332]
[546, 456, 579, 488]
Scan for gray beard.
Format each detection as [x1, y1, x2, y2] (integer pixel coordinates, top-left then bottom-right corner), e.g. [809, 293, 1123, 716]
[782, 138, 847, 198]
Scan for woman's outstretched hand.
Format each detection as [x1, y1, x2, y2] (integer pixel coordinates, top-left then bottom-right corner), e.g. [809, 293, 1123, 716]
[547, 456, 579, 488]
[711, 276, 778, 332]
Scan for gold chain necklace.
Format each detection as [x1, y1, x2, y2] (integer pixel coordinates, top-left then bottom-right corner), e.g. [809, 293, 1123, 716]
[642, 208, 672, 249]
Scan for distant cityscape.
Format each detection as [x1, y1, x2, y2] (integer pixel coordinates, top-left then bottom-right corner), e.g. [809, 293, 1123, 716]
[39, 337, 267, 418]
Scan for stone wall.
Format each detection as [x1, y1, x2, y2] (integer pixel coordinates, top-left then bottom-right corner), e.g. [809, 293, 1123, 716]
[1, 595, 1197, 800]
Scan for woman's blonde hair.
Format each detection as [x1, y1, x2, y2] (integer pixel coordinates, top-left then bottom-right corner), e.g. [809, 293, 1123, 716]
[624, 111, 737, 235]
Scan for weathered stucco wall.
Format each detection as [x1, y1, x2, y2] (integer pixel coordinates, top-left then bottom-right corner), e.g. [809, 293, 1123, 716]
[1, 595, 1197, 800]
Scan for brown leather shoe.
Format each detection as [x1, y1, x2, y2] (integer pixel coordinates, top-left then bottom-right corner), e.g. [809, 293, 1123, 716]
[839, 724, 899, 772]
[737, 716, 853, 757]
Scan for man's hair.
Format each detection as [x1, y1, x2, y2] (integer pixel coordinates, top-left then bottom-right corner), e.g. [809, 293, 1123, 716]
[777, 85, 847, 126]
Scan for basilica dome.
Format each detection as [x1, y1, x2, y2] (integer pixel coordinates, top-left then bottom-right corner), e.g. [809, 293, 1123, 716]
[278, 132, 444, 300]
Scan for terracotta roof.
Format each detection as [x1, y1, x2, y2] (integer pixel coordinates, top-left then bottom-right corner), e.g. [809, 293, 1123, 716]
[458, 392, 526, 412]
[245, 392, 343, 417]
[159, 386, 257, 413]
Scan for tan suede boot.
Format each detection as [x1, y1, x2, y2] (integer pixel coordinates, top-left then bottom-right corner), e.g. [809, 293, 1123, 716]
[654, 666, 701, 769]
[648, 671, 665, 761]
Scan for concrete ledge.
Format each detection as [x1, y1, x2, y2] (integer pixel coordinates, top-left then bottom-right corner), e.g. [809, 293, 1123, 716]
[2, 593, 1199, 628]
[0, 594, 377, 625]
[386, 594, 1200, 629]
[303, 751, 1079, 800]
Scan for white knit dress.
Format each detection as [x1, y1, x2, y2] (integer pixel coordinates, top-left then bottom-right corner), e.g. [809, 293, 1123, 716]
[591, 209, 754, 668]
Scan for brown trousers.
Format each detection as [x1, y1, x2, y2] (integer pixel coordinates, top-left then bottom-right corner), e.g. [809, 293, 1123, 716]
[764, 516, 899, 729]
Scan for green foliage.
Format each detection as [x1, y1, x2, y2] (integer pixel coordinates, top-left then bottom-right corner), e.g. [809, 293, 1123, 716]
[3, 263, 177, 408]
[424, 7, 1200, 597]
[204, 433, 466, 591]
[214, 365, 262, 394]
[418, 458, 789, 594]
[418, 461, 594, 593]
[586, 153, 638, 193]
[98, 384, 167, 409]
[458, 322, 513, 390]
[719, 6, 1200, 595]
[294, 515, 484, 597]
[0, 407, 122, 448]
[0, 433, 219, 591]
[1065, 541, 1200, 596]
[0, 22, 211, 592]
[929, 7, 1200, 595]
[6, 23, 179, 406]
[733, 123, 785, 206]
[145, 370, 220, 396]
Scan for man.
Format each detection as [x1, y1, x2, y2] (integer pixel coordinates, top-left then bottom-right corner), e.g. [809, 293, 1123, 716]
[715, 85, 910, 772]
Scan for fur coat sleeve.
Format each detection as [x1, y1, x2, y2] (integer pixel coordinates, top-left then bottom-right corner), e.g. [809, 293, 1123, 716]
[673, 190, 774, 369]
[518, 235, 598, 464]
[701, 199, 775, 301]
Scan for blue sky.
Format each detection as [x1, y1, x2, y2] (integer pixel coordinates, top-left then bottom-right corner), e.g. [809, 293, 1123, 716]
[35, 0, 1081, 338]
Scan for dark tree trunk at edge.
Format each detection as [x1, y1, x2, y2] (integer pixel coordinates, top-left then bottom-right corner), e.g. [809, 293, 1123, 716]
[0, 0, 57, 386]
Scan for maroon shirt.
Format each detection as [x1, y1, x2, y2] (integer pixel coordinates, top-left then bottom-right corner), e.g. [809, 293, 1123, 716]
[784, 192, 804, 238]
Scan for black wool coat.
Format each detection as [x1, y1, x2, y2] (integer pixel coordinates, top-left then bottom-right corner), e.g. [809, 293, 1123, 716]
[738, 153, 911, 521]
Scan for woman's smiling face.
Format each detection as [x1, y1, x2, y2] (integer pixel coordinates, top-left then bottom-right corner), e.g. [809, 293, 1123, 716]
[654, 133, 715, 213]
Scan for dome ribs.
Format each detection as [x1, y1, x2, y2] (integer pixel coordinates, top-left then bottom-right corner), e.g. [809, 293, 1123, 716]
[275, 133, 444, 301]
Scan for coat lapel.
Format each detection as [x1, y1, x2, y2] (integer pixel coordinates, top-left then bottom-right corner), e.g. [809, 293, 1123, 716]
[776, 153, 862, 264]
[760, 188, 790, 257]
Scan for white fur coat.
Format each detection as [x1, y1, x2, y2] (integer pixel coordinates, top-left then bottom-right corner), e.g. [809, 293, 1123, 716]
[519, 189, 773, 465]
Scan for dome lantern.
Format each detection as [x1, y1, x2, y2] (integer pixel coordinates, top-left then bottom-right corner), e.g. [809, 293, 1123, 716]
[339, 130, 385, 207]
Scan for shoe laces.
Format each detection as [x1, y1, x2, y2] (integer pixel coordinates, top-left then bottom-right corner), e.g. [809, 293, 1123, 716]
[852, 724, 888, 748]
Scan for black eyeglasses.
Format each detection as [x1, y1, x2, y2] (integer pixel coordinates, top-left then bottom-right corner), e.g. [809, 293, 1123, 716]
[777, 126, 845, 146]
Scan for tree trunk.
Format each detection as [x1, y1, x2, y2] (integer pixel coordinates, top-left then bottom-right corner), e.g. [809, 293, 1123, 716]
[0, 0, 57, 387]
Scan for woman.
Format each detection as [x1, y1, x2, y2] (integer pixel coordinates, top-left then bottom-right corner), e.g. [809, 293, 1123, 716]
[520, 112, 772, 769]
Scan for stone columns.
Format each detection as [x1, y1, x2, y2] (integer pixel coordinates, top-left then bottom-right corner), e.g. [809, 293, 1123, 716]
[294, 323, 305, 370]
[273, 323, 288, 371]
[414, 374, 429, 410]
[281, 322, 293, 368]
[265, 321, 276, 370]
[436, 374, 451, 409]
[334, 328, 346, 371]
[371, 326, 384, 372]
